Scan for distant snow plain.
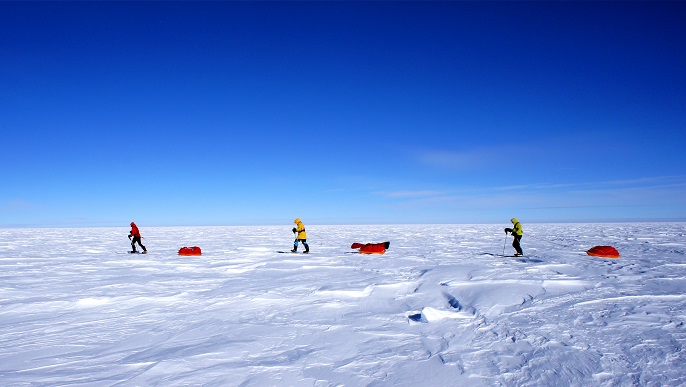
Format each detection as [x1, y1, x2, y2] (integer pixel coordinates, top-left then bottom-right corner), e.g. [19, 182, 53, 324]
[0, 223, 684, 385]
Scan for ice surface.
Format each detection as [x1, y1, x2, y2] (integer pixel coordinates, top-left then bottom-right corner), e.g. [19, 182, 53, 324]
[0, 223, 684, 385]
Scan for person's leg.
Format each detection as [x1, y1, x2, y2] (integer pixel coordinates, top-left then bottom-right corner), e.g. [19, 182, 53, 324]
[513, 235, 523, 255]
[131, 236, 138, 253]
[302, 239, 309, 253]
[292, 240, 299, 252]
[138, 239, 147, 253]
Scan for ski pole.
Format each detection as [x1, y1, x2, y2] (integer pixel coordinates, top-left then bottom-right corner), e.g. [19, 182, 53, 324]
[502, 232, 509, 256]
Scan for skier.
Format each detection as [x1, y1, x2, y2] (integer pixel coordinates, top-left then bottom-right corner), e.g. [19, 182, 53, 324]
[128, 222, 147, 254]
[291, 218, 309, 253]
[504, 218, 523, 256]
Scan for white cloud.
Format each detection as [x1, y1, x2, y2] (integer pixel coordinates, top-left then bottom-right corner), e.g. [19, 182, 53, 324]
[416, 148, 503, 170]
[376, 190, 448, 198]
[1, 199, 39, 213]
[367, 175, 686, 222]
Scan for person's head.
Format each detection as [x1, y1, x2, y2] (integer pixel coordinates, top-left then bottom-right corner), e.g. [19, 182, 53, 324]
[130, 222, 136, 226]
[294, 218, 301, 224]
[511, 218, 518, 224]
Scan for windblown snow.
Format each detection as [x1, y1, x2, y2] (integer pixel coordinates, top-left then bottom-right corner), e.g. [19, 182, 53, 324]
[0, 223, 684, 385]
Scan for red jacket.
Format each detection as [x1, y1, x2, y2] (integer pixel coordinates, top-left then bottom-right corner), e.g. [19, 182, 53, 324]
[129, 222, 141, 238]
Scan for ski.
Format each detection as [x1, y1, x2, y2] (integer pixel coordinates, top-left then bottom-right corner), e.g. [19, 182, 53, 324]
[481, 252, 527, 258]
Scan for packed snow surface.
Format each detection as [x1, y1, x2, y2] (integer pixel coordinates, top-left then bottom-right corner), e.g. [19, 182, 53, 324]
[1, 223, 685, 385]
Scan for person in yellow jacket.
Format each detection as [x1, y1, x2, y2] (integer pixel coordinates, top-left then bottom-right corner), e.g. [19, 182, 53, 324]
[291, 218, 309, 253]
[504, 218, 524, 256]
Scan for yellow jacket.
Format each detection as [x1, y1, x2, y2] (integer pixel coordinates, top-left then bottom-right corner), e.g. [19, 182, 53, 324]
[294, 218, 307, 239]
[510, 218, 523, 236]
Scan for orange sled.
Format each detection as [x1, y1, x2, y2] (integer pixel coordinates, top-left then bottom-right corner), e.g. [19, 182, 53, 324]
[351, 242, 390, 254]
[178, 246, 202, 256]
[586, 245, 619, 259]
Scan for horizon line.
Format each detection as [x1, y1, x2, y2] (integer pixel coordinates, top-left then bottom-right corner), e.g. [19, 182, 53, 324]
[2, 218, 685, 229]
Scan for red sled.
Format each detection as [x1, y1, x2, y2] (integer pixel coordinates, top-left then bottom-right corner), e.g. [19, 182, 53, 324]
[351, 242, 390, 254]
[586, 245, 619, 259]
[178, 246, 202, 256]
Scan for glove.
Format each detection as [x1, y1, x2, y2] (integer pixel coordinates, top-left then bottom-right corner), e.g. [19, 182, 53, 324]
[292, 227, 297, 233]
[128, 235, 132, 240]
[504, 228, 512, 234]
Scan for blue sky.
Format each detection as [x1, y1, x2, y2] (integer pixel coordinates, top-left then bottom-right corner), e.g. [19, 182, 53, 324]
[1, 1, 685, 227]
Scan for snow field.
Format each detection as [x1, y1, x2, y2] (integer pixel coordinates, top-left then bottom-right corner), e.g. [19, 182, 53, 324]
[0, 223, 684, 385]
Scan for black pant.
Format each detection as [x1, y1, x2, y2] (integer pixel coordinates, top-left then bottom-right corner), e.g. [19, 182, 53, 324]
[131, 235, 147, 252]
[293, 238, 309, 252]
[512, 234, 523, 255]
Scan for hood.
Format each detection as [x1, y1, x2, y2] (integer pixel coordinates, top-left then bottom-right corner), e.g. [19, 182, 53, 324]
[511, 218, 518, 224]
[294, 218, 301, 224]
[130, 222, 136, 226]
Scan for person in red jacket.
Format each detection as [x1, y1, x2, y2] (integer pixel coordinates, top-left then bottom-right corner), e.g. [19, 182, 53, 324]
[128, 222, 147, 254]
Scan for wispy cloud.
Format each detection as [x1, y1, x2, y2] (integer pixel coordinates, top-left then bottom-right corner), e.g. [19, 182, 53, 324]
[415, 148, 503, 170]
[600, 175, 686, 187]
[494, 175, 686, 192]
[375, 190, 448, 198]
[366, 175, 686, 222]
[1, 199, 40, 213]
[494, 183, 578, 191]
